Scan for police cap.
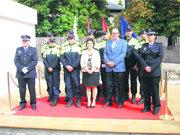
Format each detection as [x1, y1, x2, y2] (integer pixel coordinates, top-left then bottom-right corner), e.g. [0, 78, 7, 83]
[140, 29, 147, 34]
[21, 35, 31, 41]
[67, 30, 74, 34]
[147, 28, 157, 35]
[87, 30, 93, 35]
[49, 38, 56, 42]
[126, 26, 133, 31]
[46, 32, 53, 37]
[68, 34, 75, 39]
[102, 30, 108, 35]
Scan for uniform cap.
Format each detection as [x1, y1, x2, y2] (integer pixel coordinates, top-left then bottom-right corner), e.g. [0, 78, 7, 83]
[147, 28, 157, 35]
[21, 35, 31, 41]
[102, 30, 108, 35]
[87, 30, 93, 35]
[46, 32, 53, 37]
[126, 26, 133, 31]
[67, 30, 74, 34]
[140, 29, 147, 34]
[68, 34, 75, 39]
[49, 38, 56, 42]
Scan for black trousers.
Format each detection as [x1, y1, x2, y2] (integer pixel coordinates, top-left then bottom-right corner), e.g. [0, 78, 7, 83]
[106, 71, 125, 105]
[18, 78, 36, 107]
[124, 64, 137, 96]
[100, 68, 107, 98]
[137, 62, 144, 96]
[143, 76, 161, 111]
[46, 68, 60, 98]
[64, 68, 81, 99]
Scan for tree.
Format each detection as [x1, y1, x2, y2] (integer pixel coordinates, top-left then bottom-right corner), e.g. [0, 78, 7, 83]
[114, 0, 180, 45]
[14, 0, 110, 37]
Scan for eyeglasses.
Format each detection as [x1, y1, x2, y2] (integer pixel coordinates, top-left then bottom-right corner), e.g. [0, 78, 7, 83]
[112, 33, 119, 34]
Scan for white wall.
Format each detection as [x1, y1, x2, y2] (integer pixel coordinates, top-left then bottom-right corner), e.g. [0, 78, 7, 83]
[0, 0, 37, 96]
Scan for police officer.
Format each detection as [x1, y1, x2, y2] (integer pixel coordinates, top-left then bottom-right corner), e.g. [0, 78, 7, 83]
[60, 34, 82, 107]
[124, 26, 140, 104]
[95, 30, 109, 103]
[42, 38, 61, 106]
[136, 29, 164, 115]
[61, 30, 74, 103]
[136, 29, 149, 105]
[14, 35, 38, 110]
[41, 32, 54, 101]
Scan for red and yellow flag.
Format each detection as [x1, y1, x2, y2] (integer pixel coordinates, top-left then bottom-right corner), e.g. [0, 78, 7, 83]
[102, 16, 112, 39]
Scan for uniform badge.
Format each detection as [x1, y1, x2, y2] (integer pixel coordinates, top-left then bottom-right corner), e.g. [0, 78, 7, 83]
[143, 47, 147, 51]
[18, 51, 21, 53]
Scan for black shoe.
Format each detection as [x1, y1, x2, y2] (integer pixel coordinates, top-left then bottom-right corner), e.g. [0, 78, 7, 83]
[50, 97, 58, 106]
[142, 108, 151, 112]
[76, 97, 81, 108]
[102, 99, 107, 103]
[137, 98, 144, 105]
[131, 95, 136, 104]
[47, 97, 52, 101]
[117, 104, 123, 109]
[32, 106, 37, 110]
[91, 106, 95, 108]
[103, 102, 113, 108]
[86, 105, 90, 108]
[96, 97, 100, 102]
[66, 99, 74, 107]
[153, 110, 159, 115]
[64, 97, 69, 102]
[19, 106, 26, 110]
[114, 96, 118, 103]
[125, 95, 129, 101]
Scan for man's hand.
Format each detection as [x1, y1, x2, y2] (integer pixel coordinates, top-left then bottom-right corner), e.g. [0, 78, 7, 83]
[107, 61, 115, 67]
[48, 67, 53, 72]
[145, 66, 151, 73]
[22, 67, 28, 74]
[66, 65, 74, 72]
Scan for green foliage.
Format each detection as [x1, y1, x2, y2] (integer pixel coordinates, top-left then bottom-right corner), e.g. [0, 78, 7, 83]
[114, 0, 180, 39]
[14, 0, 110, 37]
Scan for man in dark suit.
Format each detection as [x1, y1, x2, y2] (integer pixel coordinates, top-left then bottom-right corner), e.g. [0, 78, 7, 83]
[14, 35, 38, 110]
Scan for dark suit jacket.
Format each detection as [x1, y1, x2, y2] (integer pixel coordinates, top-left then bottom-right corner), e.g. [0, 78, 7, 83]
[14, 46, 38, 78]
[135, 42, 164, 77]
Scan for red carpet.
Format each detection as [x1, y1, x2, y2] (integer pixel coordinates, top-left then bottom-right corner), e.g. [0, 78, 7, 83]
[12, 97, 173, 120]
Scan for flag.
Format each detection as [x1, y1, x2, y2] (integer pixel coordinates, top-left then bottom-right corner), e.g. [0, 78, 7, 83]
[102, 16, 112, 39]
[121, 15, 137, 39]
[87, 16, 91, 31]
[73, 15, 79, 41]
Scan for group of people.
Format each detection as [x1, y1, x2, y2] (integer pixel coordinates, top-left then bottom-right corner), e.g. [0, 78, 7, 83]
[14, 26, 164, 115]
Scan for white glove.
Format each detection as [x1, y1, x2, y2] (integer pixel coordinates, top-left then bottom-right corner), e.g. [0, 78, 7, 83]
[22, 67, 28, 74]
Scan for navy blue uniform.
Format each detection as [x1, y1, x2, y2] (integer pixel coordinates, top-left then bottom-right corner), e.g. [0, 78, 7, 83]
[42, 44, 61, 99]
[135, 42, 164, 112]
[14, 46, 38, 107]
[60, 43, 82, 99]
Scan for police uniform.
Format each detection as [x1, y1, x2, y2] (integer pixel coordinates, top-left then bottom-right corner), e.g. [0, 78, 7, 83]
[124, 26, 140, 104]
[41, 32, 53, 101]
[14, 35, 38, 110]
[136, 29, 164, 115]
[94, 31, 110, 102]
[42, 38, 61, 106]
[136, 29, 149, 104]
[60, 34, 82, 107]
